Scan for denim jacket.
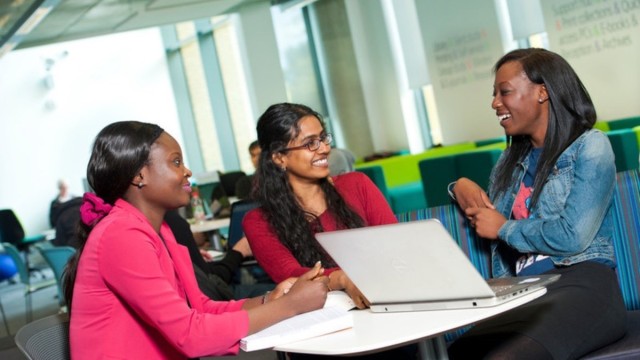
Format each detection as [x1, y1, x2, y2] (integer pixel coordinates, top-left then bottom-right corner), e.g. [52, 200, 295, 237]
[489, 129, 616, 278]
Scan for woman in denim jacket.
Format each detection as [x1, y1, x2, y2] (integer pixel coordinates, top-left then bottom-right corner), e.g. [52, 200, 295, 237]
[448, 48, 627, 359]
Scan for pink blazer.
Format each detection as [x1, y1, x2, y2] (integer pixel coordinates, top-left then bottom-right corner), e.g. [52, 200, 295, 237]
[70, 200, 249, 359]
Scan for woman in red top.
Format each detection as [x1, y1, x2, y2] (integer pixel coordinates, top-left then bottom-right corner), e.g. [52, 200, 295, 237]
[244, 103, 397, 309]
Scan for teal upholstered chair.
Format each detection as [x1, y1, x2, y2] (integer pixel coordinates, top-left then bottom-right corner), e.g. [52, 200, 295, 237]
[474, 136, 505, 148]
[1, 243, 55, 322]
[356, 165, 390, 204]
[418, 149, 502, 208]
[0, 209, 47, 277]
[388, 182, 426, 214]
[34, 244, 75, 309]
[607, 116, 640, 131]
[418, 155, 457, 208]
[606, 129, 640, 172]
[455, 149, 502, 190]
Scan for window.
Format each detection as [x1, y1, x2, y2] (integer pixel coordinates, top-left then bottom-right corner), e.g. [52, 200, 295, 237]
[212, 15, 256, 174]
[421, 84, 442, 146]
[528, 32, 549, 49]
[175, 21, 223, 172]
[271, 5, 326, 115]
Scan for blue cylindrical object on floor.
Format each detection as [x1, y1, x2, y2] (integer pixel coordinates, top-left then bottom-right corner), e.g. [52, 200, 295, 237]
[0, 254, 18, 280]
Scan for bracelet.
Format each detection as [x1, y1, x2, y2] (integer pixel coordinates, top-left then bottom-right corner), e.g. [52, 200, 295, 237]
[447, 181, 458, 201]
[261, 291, 271, 304]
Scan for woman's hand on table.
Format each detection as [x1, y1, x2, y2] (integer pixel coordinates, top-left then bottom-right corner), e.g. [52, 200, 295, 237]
[329, 270, 370, 309]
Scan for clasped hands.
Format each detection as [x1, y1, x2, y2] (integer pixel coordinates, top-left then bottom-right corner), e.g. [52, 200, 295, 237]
[452, 178, 506, 239]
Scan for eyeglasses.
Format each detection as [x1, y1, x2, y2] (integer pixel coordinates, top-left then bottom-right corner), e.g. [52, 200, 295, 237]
[282, 133, 333, 152]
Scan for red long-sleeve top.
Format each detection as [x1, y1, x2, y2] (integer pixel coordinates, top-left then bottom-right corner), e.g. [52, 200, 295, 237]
[243, 172, 397, 283]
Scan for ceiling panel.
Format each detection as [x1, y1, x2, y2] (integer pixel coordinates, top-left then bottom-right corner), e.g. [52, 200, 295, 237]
[0, 0, 46, 46]
[1, 0, 267, 52]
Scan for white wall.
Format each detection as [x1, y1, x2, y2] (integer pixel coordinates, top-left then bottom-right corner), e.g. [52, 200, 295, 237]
[0, 28, 183, 236]
[540, 0, 640, 121]
[416, 0, 506, 145]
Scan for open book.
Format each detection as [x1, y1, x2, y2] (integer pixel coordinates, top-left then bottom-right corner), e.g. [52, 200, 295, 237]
[240, 291, 356, 352]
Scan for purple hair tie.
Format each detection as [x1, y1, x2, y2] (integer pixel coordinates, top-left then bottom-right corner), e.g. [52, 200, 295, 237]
[80, 192, 113, 226]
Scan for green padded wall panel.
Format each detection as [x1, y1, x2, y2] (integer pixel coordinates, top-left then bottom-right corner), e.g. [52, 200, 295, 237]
[608, 116, 640, 131]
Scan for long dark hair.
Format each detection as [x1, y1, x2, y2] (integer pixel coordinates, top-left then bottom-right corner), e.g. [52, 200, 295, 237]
[491, 48, 596, 209]
[253, 103, 364, 267]
[63, 121, 164, 309]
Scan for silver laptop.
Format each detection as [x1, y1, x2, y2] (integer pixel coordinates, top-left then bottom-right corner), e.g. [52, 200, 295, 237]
[316, 219, 559, 313]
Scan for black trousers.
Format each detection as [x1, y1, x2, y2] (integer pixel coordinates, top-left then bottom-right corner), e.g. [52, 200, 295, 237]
[448, 261, 627, 360]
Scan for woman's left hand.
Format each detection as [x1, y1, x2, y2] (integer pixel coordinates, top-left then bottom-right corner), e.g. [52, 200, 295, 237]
[465, 207, 506, 239]
[331, 270, 370, 309]
[344, 279, 370, 309]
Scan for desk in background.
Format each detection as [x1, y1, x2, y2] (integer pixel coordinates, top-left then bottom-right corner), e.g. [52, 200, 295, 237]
[42, 229, 56, 241]
[190, 217, 230, 251]
[189, 217, 230, 233]
[276, 288, 546, 359]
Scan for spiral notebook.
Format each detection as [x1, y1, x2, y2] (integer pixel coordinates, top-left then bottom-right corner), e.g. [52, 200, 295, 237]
[316, 219, 558, 313]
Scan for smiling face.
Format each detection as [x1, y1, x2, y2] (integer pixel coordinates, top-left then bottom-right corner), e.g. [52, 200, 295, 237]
[273, 115, 331, 186]
[138, 132, 193, 211]
[492, 61, 549, 148]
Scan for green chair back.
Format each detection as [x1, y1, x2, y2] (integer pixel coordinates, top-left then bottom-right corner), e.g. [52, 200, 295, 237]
[607, 116, 640, 131]
[1, 242, 55, 322]
[607, 129, 640, 171]
[35, 244, 76, 306]
[356, 166, 390, 204]
[419, 149, 503, 207]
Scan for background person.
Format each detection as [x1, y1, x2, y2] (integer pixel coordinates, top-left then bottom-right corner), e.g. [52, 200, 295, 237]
[164, 209, 274, 300]
[63, 120, 328, 359]
[249, 139, 261, 169]
[49, 179, 82, 247]
[328, 147, 356, 176]
[236, 140, 262, 199]
[447, 48, 627, 359]
[49, 179, 78, 227]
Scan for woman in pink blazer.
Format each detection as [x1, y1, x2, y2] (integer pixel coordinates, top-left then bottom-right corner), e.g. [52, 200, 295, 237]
[63, 121, 328, 359]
